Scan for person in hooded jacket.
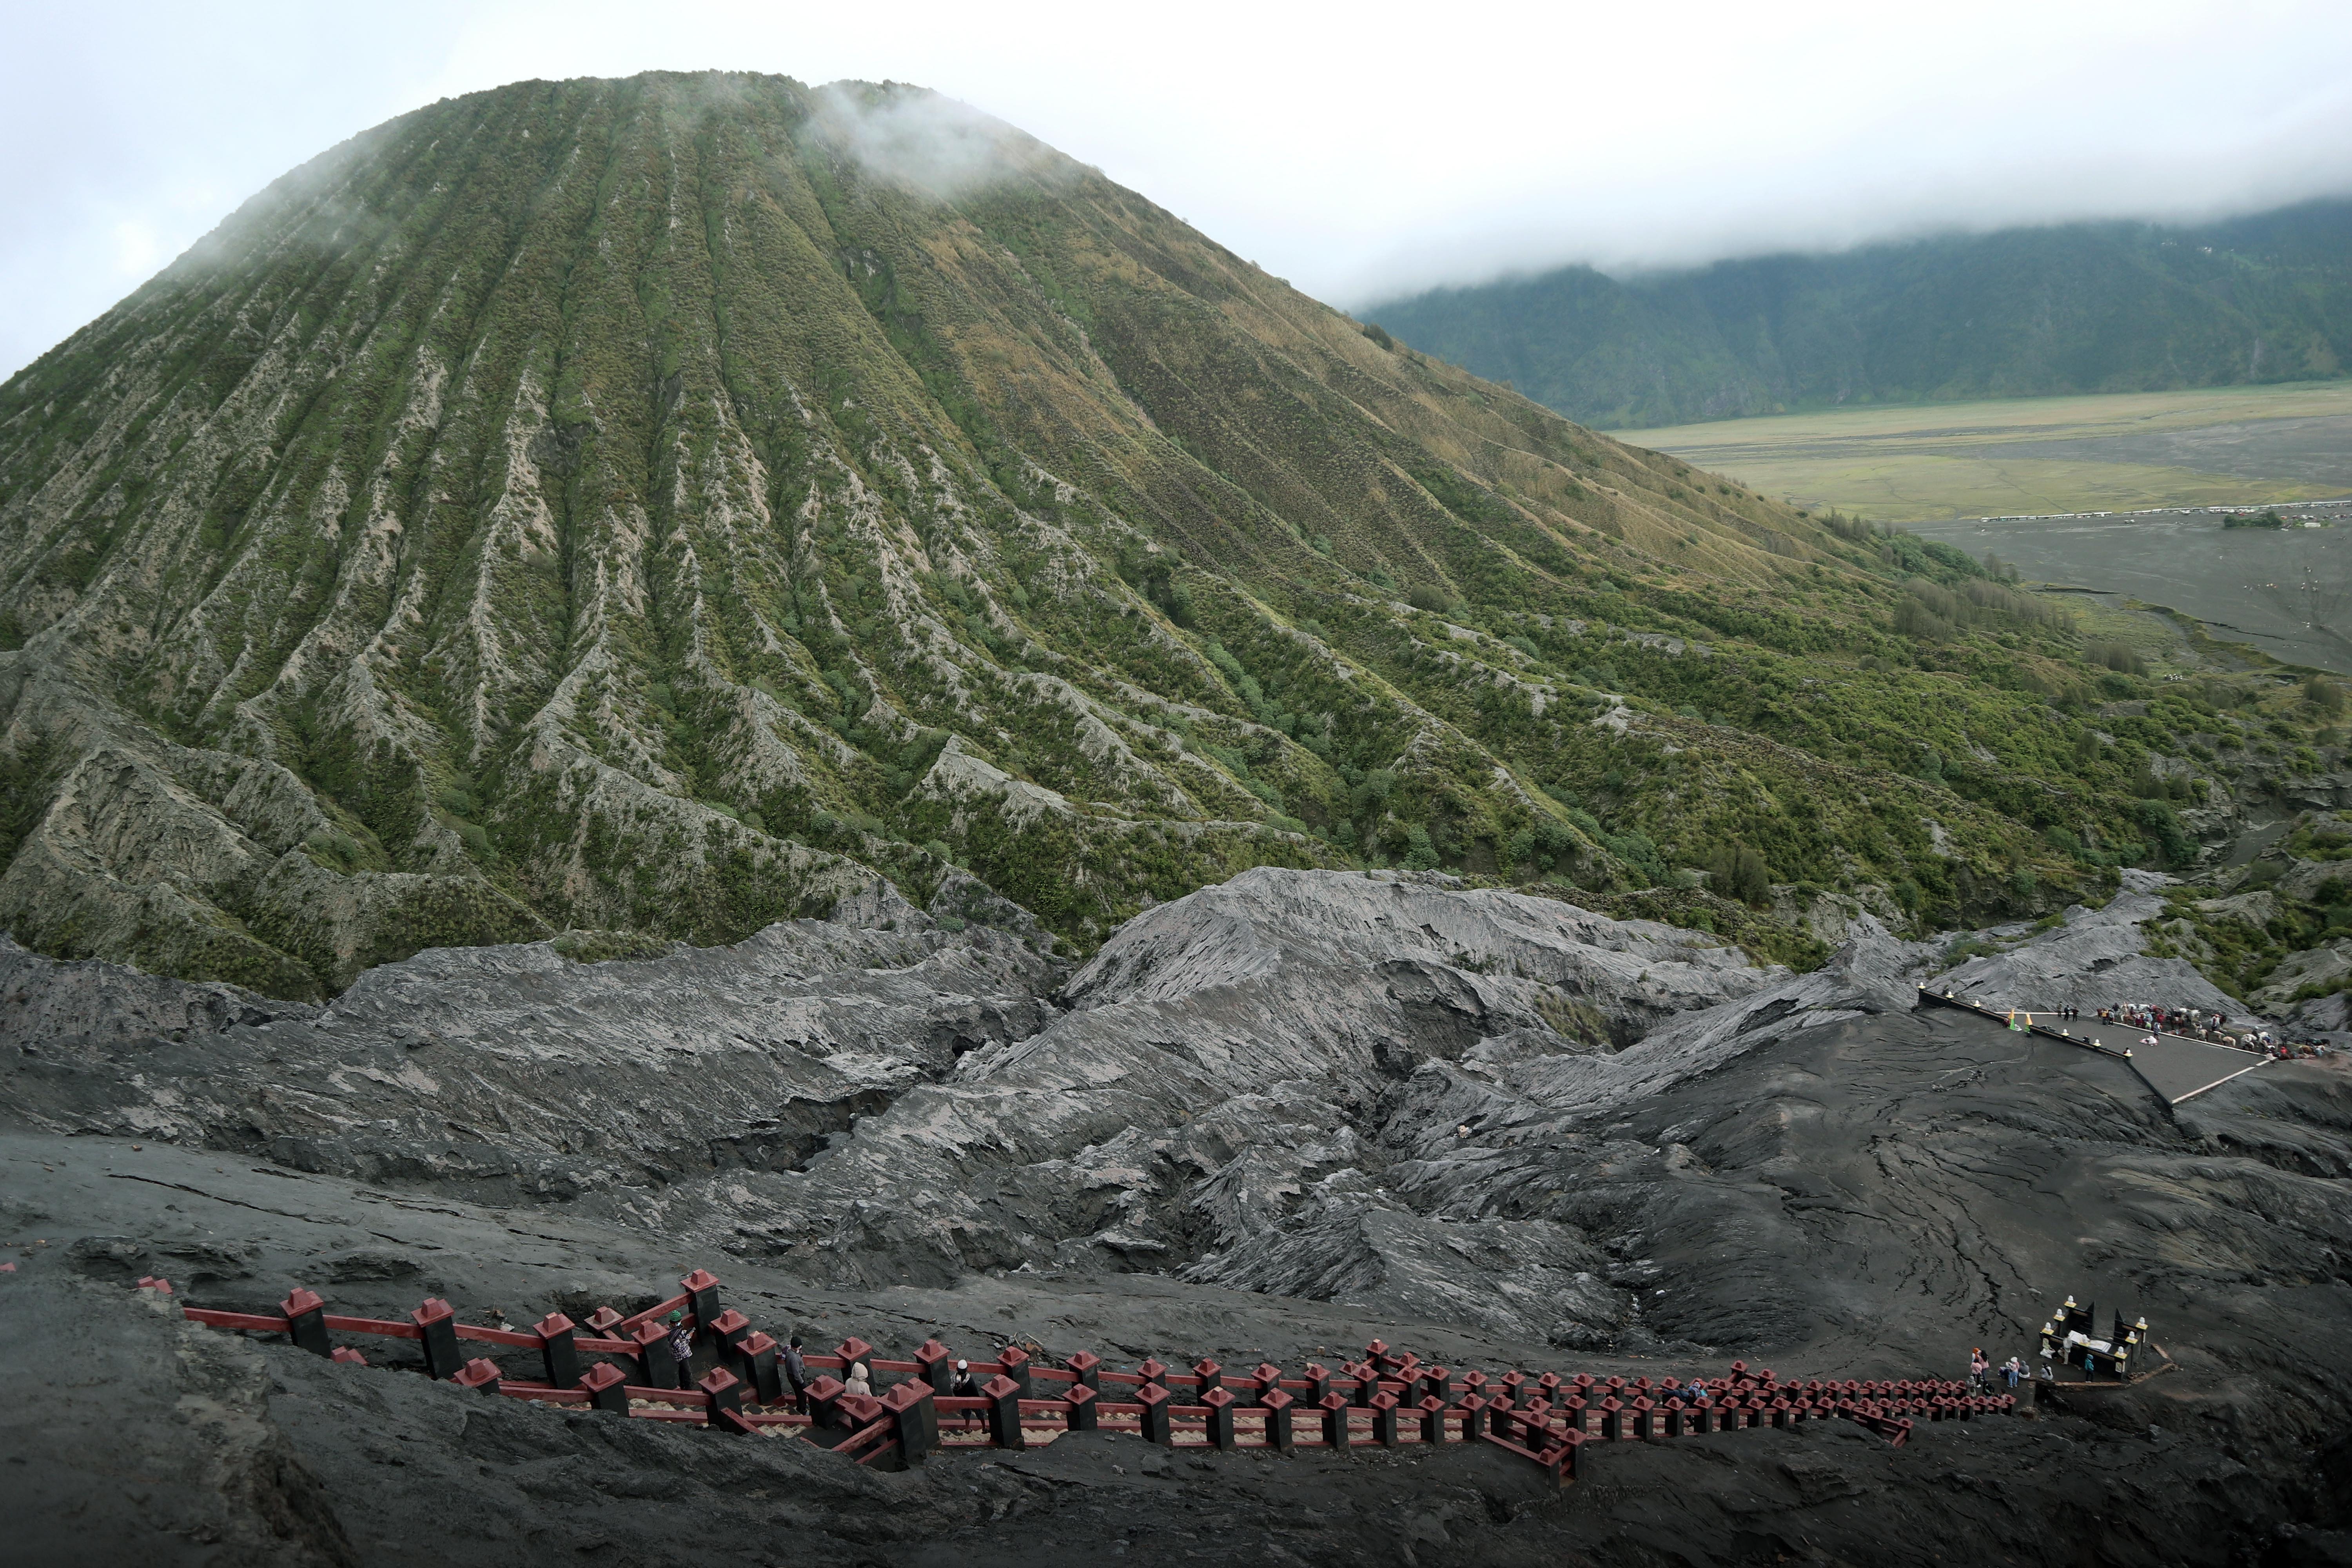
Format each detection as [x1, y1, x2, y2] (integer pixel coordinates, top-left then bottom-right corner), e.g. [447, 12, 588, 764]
[946, 1358, 987, 1430]
[783, 1336, 808, 1412]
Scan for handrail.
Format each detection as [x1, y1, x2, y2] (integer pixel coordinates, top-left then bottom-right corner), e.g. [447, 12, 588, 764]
[148, 1269, 2015, 1484]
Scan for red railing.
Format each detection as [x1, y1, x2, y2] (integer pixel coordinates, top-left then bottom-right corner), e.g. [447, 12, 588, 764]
[140, 1272, 2013, 1483]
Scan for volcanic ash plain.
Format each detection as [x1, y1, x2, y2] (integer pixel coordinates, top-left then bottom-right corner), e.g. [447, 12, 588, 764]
[2, 867, 2348, 1566]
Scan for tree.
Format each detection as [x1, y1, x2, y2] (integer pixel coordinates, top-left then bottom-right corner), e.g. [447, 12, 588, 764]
[1708, 844, 1771, 905]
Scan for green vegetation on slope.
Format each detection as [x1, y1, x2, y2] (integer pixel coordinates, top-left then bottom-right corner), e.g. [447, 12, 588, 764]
[2, 72, 2342, 996]
[1368, 202, 2352, 428]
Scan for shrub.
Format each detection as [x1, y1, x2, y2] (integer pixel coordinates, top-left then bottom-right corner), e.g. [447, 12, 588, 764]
[1708, 844, 1771, 905]
[2085, 641, 2147, 676]
[2130, 799, 2192, 867]
[1403, 824, 1441, 870]
[1405, 585, 1453, 614]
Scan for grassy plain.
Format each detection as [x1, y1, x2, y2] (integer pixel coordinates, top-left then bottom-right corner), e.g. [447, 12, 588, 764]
[1617, 381, 2352, 521]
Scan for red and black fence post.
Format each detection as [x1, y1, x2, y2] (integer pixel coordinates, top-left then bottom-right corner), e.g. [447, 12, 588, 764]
[281, 1288, 331, 1357]
[882, 1380, 937, 1466]
[1319, 1392, 1352, 1453]
[1262, 1387, 1296, 1454]
[1000, 1344, 1033, 1398]
[681, 1270, 721, 1342]
[700, 1367, 746, 1423]
[535, 1312, 580, 1388]
[633, 1321, 683, 1388]
[916, 1338, 952, 1394]
[413, 1298, 462, 1380]
[1203, 1387, 1238, 1451]
[582, 1361, 628, 1415]
[1138, 1382, 1173, 1446]
[738, 1330, 781, 1403]
[984, 1374, 1025, 1451]
[805, 1374, 847, 1430]
[708, 1308, 751, 1368]
[1065, 1381, 1099, 1432]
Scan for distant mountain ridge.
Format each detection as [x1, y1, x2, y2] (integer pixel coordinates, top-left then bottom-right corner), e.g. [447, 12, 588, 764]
[1365, 201, 2352, 428]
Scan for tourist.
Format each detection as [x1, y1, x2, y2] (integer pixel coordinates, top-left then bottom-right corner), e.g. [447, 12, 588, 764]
[1970, 1347, 1988, 1387]
[784, 1335, 808, 1412]
[666, 1309, 694, 1385]
[2004, 1357, 2023, 1390]
[950, 1357, 984, 1429]
[845, 1362, 873, 1397]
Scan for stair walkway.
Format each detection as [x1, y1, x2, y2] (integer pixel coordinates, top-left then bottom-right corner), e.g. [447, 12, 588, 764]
[138, 1270, 2013, 1487]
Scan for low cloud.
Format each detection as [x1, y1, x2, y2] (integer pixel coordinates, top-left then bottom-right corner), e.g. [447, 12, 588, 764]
[808, 82, 1066, 201]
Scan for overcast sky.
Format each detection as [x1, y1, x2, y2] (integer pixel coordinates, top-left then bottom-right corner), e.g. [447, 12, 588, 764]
[6, 0, 2352, 378]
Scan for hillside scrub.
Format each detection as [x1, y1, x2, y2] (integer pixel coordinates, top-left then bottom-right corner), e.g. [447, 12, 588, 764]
[1, 72, 2343, 994]
[1365, 201, 2352, 427]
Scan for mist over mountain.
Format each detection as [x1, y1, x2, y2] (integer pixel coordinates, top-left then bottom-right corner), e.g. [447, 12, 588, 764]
[1366, 201, 2352, 429]
[0, 71, 2310, 1000]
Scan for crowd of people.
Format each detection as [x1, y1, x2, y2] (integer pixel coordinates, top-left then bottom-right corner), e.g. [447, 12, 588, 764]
[2098, 1002, 2251, 1047]
[1970, 995, 2336, 1060]
[1970, 1347, 2036, 1392]
[2091, 1003, 2334, 1058]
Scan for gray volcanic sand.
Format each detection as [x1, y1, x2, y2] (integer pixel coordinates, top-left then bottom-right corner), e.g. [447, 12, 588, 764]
[6, 1028, 2349, 1564]
[1913, 502, 2352, 673]
[3, 871, 2351, 1564]
[1983, 414, 2352, 493]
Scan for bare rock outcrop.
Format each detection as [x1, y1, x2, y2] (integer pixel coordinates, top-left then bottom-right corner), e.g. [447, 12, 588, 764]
[0, 893, 1062, 1205]
[1924, 872, 2246, 1019]
[5, 863, 2352, 1565]
[0, 867, 1783, 1340]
